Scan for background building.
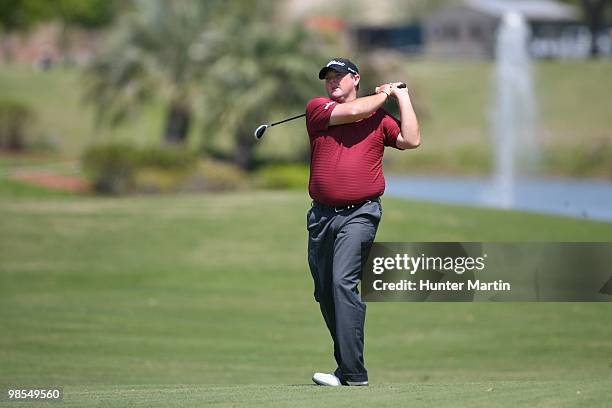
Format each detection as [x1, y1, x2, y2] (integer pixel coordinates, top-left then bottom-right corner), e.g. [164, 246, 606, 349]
[423, 0, 610, 59]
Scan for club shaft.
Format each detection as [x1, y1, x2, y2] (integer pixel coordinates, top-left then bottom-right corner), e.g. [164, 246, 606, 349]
[269, 113, 306, 127]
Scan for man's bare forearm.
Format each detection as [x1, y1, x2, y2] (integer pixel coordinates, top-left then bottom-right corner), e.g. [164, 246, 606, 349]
[396, 92, 420, 148]
[329, 93, 388, 126]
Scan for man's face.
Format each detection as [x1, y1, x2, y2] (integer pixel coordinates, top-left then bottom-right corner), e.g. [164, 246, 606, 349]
[325, 70, 359, 102]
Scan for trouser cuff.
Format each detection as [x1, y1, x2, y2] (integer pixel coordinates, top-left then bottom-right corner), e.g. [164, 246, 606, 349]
[335, 369, 368, 383]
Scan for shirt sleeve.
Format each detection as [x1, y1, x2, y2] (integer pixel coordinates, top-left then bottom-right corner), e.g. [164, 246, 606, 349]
[305, 97, 337, 133]
[381, 110, 403, 150]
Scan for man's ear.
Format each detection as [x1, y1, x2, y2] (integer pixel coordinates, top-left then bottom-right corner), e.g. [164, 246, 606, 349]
[353, 74, 360, 88]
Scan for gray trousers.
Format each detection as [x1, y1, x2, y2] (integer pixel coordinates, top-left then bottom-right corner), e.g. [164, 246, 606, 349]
[306, 199, 382, 383]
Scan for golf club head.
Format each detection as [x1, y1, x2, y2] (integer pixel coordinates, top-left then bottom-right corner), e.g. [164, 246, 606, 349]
[254, 124, 268, 140]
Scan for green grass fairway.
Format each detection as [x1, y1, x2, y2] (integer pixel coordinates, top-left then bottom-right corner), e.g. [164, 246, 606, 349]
[4, 380, 605, 407]
[1, 186, 612, 406]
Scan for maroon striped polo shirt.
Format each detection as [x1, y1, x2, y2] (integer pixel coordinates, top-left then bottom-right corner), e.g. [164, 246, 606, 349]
[305, 96, 403, 207]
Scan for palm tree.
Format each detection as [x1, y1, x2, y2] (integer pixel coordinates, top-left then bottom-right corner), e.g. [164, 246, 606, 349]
[85, 0, 329, 168]
[84, 0, 223, 143]
[200, 10, 326, 169]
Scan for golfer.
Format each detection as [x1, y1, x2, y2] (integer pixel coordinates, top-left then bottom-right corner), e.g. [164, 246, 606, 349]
[306, 58, 420, 386]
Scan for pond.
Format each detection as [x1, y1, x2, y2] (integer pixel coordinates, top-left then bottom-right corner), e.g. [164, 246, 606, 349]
[385, 175, 612, 222]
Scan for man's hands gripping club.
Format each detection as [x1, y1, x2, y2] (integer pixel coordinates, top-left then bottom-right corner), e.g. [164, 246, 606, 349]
[375, 82, 409, 99]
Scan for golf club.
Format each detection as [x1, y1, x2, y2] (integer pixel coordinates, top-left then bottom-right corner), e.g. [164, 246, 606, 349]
[254, 82, 407, 140]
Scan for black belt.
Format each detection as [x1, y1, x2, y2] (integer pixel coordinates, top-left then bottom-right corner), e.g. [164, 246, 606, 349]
[312, 197, 380, 213]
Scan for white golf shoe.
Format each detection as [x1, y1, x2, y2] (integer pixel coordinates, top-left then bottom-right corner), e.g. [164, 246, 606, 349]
[312, 372, 370, 386]
[312, 372, 341, 386]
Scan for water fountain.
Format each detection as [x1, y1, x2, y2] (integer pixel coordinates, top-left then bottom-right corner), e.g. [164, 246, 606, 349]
[488, 11, 538, 208]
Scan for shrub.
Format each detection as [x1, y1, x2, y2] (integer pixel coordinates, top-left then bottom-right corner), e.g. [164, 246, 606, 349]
[0, 100, 36, 151]
[255, 164, 309, 190]
[180, 159, 248, 192]
[137, 147, 198, 171]
[82, 144, 140, 194]
[132, 167, 188, 194]
[82, 144, 244, 194]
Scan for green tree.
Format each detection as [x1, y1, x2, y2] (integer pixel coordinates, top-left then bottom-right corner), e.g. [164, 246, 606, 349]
[0, 0, 47, 61]
[85, 0, 328, 167]
[54, 0, 119, 28]
[201, 2, 326, 169]
[579, 0, 611, 57]
[0, 0, 117, 29]
[0, 0, 119, 61]
[0, 0, 49, 31]
[85, 0, 224, 144]
[560, 0, 611, 57]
